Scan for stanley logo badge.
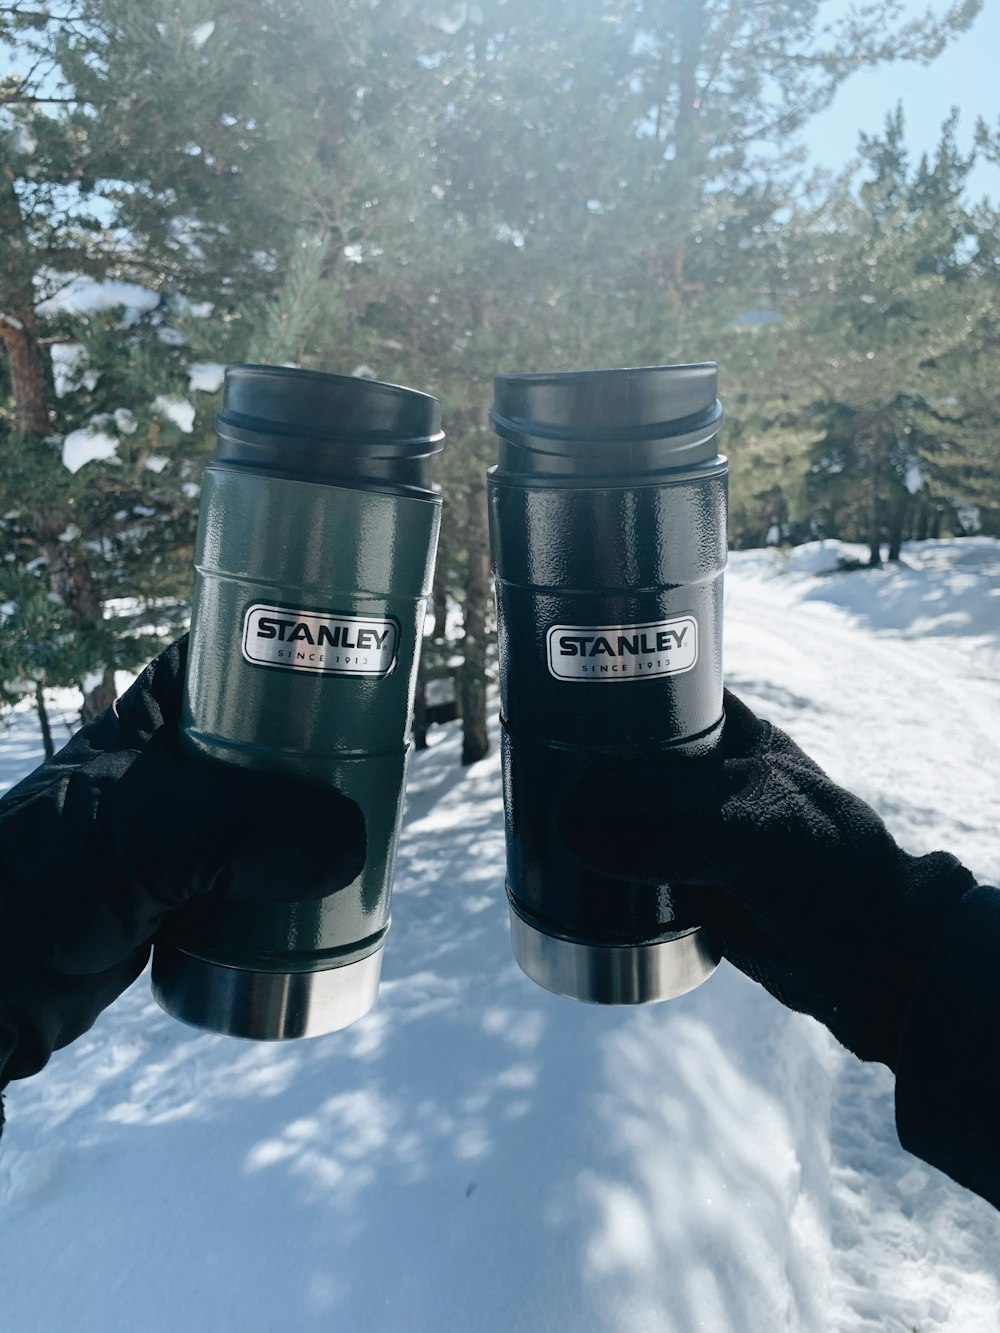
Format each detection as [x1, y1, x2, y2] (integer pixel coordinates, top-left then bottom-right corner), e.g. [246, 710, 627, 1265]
[546, 616, 698, 682]
[242, 604, 398, 677]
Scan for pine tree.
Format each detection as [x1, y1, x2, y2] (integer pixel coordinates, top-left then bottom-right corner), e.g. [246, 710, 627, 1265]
[0, 1, 377, 721]
[755, 107, 998, 560]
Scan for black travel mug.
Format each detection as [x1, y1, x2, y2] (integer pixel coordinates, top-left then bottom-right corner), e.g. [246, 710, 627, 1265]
[488, 363, 727, 1004]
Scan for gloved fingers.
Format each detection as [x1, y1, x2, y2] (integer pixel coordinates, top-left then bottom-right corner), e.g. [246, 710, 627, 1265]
[559, 753, 732, 886]
[720, 689, 830, 783]
[109, 747, 368, 906]
[1, 748, 367, 975]
[718, 752, 904, 890]
[556, 700, 805, 890]
[708, 890, 790, 981]
[88, 759, 369, 961]
[110, 635, 188, 749]
[181, 768, 369, 905]
[109, 637, 369, 904]
[718, 689, 770, 758]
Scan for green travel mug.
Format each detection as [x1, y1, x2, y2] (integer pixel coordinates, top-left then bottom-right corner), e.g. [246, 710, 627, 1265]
[151, 364, 443, 1039]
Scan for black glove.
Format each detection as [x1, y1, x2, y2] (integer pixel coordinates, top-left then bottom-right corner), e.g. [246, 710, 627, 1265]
[0, 637, 366, 1100]
[562, 690, 975, 1069]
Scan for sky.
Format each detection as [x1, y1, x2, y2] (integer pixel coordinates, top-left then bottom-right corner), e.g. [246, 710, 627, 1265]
[801, 1, 998, 199]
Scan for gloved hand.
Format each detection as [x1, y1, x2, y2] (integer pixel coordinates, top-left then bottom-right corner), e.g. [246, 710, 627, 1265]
[0, 637, 366, 1100]
[562, 690, 975, 1069]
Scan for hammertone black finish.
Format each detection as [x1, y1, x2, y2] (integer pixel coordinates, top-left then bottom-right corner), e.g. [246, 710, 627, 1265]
[489, 429, 728, 949]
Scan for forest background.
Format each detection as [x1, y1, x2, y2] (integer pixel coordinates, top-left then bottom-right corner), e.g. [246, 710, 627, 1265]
[1, 0, 998, 764]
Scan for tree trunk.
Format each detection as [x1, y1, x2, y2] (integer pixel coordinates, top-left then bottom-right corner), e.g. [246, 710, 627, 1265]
[664, 0, 707, 299]
[459, 473, 490, 767]
[1, 172, 52, 438]
[35, 682, 55, 760]
[887, 493, 908, 562]
[0, 315, 51, 438]
[412, 664, 429, 751]
[412, 508, 452, 750]
[867, 521, 882, 566]
[865, 429, 883, 567]
[80, 666, 117, 724]
[39, 535, 117, 721]
[429, 562, 448, 645]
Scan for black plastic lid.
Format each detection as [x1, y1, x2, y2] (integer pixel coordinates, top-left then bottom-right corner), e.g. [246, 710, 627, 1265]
[213, 364, 444, 496]
[490, 363, 723, 479]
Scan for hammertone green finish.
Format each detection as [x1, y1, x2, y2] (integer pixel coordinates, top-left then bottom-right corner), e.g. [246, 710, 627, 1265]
[161, 465, 441, 973]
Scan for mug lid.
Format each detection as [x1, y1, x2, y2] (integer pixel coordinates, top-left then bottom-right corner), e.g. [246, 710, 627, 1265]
[220, 364, 443, 452]
[490, 363, 723, 479]
[212, 364, 444, 497]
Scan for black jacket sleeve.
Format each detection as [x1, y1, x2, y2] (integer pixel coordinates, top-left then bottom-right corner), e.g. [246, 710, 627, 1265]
[895, 884, 1000, 1210]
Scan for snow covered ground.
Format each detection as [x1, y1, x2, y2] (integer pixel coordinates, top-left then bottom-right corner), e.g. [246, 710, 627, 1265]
[1, 539, 998, 1333]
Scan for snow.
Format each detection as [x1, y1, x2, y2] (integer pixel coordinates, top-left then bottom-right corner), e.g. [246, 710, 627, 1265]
[189, 20, 216, 49]
[152, 394, 196, 433]
[428, 4, 484, 35]
[156, 326, 189, 347]
[905, 460, 926, 495]
[36, 278, 159, 322]
[1, 538, 999, 1332]
[11, 122, 36, 157]
[50, 342, 100, 397]
[61, 427, 119, 473]
[188, 361, 226, 393]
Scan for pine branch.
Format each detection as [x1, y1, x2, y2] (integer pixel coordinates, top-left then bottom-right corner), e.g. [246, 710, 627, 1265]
[246, 235, 333, 365]
[0, 94, 82, 105]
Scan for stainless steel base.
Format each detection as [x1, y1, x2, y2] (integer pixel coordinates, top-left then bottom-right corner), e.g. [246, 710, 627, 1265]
[151, 944, 383, 1040]
[508, 906, 719, 1005]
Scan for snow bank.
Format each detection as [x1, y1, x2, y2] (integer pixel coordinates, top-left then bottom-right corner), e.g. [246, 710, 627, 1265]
[730, 537, 1000, 677]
